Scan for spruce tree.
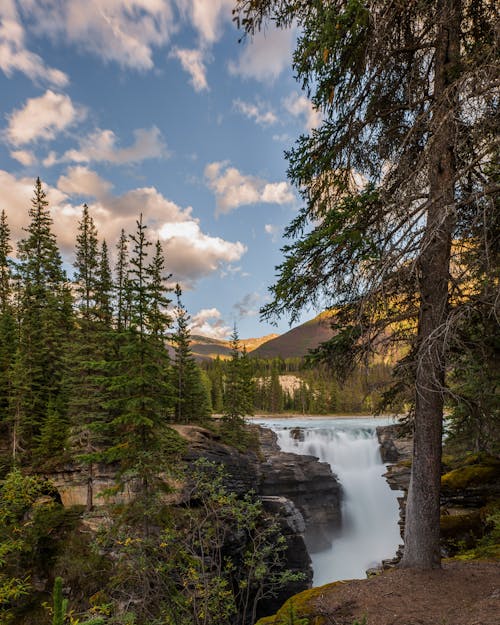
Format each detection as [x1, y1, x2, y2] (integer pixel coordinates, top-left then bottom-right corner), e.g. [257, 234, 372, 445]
[115, 229, 130, 332]
[66, 210, 112, 509]
[74, 204, 99, 318]
[223, 326, 250, 426]
[171, 285, 210, 424]
[106, 216, 174, 526]
[0, 211, 15, 429]
[12, 178, 72, 462]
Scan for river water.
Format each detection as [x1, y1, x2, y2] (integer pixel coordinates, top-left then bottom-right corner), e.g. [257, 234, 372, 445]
[253, 416, 403, 586]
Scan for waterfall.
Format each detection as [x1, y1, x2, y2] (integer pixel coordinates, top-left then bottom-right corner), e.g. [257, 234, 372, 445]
[257, 417, 403, 586]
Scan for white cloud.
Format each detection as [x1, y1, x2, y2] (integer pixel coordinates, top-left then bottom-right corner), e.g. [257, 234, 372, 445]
[170, 47, 209, 92]
[159, 220, 246, 282]
[57, 166, 113, 199]
[18, 0, 175, 71]
[189, 307, 232, 340]
[205, 161, 294, 215]
[283, 92, 322, 131]
[10, 149, 36, 166]
[228, 25, 295, 82]
[59, 126, 167, 165]
[261, 181, 294, 204]
[0, 0, 68, 86]
[233, 99, 277, 126]
[5, 90, 85, 146]
[175, 0, 233, 45]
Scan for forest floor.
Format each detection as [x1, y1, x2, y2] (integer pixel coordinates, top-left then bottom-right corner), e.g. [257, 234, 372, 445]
[298, 560, 500, 625]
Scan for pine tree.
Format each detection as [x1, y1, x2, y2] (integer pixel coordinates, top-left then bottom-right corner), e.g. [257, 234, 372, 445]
[269, 361, 283, 413]
[115, 229, 130, 332]
[12, 178, 72, 462]
[95, 240, 113, 331]
[223, 326, 251, 426]
[106, 216, 174, 526]
[74, 204, 99, 319]
[0, 211, 15, 430]
[66, 211, 112, 509]
[171, 285, 210, 424]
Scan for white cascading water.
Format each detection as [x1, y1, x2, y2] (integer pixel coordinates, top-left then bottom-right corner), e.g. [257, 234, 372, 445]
[255, 417, 403, 586]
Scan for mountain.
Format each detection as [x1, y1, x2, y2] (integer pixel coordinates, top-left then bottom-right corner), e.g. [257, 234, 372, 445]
[189, 333, 280, 361]
[183, 313, 335, 361]
[250, 312, 334, 359]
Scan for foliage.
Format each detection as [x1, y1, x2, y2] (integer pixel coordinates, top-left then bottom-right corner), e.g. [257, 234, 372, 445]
[0, 470, 64, 624]
[90, 459, 301, 625]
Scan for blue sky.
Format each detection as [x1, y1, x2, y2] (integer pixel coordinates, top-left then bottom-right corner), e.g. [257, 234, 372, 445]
[0, 1, 321, 339]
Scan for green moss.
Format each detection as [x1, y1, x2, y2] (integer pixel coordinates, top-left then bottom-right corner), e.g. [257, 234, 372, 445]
[255, 581, 348, 625]
[441, 464, 499, 490]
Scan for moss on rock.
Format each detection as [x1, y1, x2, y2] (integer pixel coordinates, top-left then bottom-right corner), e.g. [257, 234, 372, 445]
[255, 581, 347, 625]
[441, 463, 499, 490]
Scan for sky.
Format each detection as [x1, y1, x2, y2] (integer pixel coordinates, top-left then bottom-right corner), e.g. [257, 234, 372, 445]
[0, 1, 321, 339]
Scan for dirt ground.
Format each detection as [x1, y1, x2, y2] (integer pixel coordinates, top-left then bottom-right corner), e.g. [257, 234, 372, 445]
[305, 560, 500, 625]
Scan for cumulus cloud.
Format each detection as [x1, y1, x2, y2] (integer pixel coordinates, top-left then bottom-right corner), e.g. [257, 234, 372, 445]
[10, 149, 36, 166]
[170, 47, 209, 92]
[159, 220, 246, 283]
[233, 99, 277, 127]
[57, 166, 113, 199]
[18, 0, 175, 72]
[58, 126, 167, 165]
[5, 90, 85, 146]
[283, 92, 322, 131]
[205, 161, 294, 215]
[0, 0, 68, 86]
[228, 25, 295, 82]
[189, 307, 232, 340]
[175, 0, 233, 45]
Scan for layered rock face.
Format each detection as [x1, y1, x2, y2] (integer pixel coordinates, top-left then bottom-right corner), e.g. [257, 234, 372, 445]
[375, 423, 413, 565]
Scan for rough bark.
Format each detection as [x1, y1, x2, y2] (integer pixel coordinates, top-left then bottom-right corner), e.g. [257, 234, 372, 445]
[400, 0, 460, 569]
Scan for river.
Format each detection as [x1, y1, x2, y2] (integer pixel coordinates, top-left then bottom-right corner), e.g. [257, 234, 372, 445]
[252, 416, 403, 586]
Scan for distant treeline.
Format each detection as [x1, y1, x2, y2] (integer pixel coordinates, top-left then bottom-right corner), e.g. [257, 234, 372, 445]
[203, 357, 396, 415]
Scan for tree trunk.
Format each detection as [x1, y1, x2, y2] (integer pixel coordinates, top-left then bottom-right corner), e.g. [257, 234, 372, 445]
[400, 0, 460, 569]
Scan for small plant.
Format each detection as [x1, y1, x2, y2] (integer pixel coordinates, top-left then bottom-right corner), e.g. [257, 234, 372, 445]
[52, 577, 68, 625]
[51, 577, 105, 625]
[279, 602, 309, 625]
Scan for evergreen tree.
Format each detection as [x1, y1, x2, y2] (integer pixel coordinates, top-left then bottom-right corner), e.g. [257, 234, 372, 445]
[11, 178, 72, 462]
[74, 204, 99, 318]
[66, 212, 112, 509]
[115, 229, 130, 332]
[269, 361, 283, 413]
[0, 211, 15, 429]
[208, 357, 224, 413]
[147, 240, 172, 341]
[223, 326, 251, 426]
[106, 216, 174, 527]
[95, 240, 113, 331]
[171, 285, 210, 423]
